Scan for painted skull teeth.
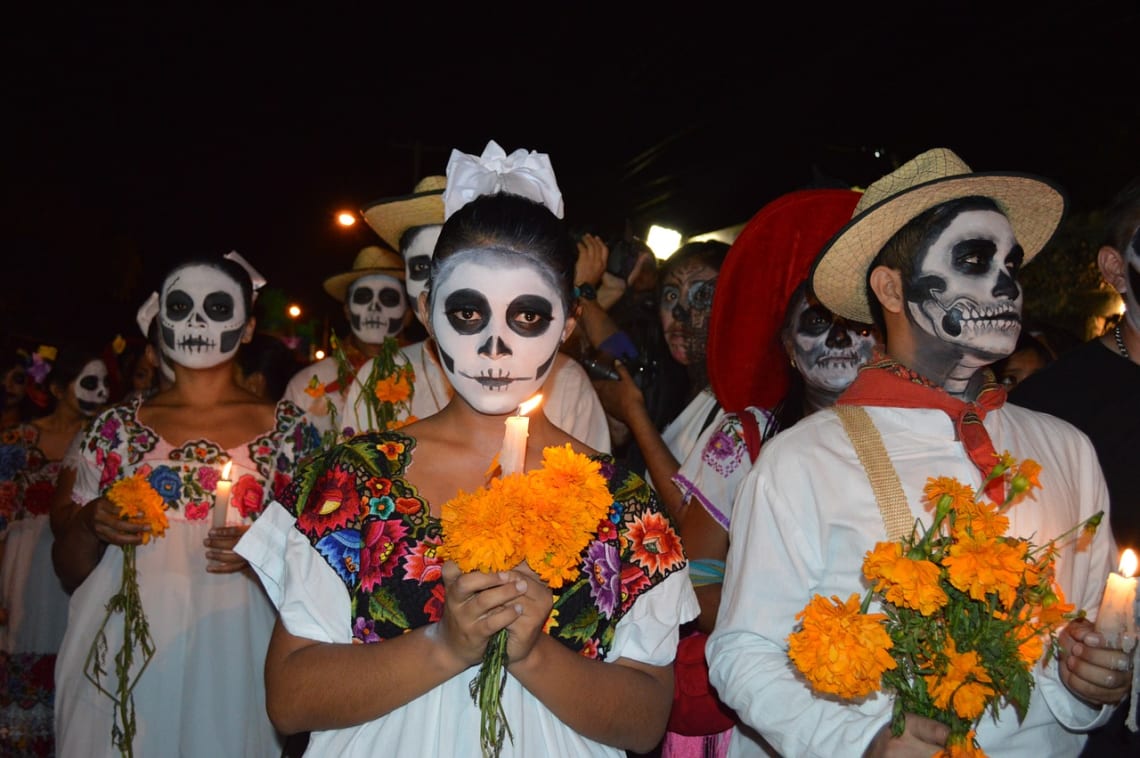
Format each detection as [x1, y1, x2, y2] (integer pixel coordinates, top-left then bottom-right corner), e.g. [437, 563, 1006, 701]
[177, 335, 219, 352]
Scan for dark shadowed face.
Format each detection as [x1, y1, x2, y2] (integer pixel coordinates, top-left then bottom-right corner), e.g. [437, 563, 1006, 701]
[659, 259, 717, 367]
[787, 292, 879, 393]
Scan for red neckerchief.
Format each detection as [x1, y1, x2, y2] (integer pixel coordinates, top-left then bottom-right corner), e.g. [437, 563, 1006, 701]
[837, 357, 1009, 503]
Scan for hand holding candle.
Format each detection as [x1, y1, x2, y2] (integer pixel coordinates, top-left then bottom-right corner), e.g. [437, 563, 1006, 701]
[213, 460, 233, 529]
[1096, 548, 1139, 731]
[499, 395, 542, 477]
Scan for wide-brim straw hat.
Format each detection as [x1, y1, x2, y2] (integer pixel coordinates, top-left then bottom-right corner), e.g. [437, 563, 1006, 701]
[360, 176, 447, 251]
[323, 245, 405, 302]
[708, 188, 862, 414]
[811, 148, 1067, 324]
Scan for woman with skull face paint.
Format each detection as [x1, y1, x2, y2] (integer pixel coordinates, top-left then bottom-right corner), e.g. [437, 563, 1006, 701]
[0, 342, 108, 756]
[235, 191, 698, 757]
[592, 240, 730, 526]
[50, 254, 321, 758]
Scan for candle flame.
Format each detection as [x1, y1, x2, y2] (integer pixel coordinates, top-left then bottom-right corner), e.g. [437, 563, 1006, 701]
[221, 460, 233, 480]
[518, 394, 543, 416]
[1120, 548, 1138, 578]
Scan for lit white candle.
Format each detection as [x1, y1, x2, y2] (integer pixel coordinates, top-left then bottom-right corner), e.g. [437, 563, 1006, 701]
[499, 395, 542, 477]
[1095, 548, 1139, 731]
[213, 460, 233, 529]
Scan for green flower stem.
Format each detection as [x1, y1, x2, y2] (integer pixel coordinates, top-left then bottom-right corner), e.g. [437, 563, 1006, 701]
[469, 627, 513, 758]
[83, 544, 157, 758]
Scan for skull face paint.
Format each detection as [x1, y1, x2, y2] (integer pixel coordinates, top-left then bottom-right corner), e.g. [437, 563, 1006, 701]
[347, 274, 408, 344]
[789, 295, 878, 393]
[659, 259, 718, 367]
[72, 359, 109, 416]
[905, 210, 1024, 363]
[159, 264, 248, 369]
[1123, 225, 1140, 334]
[430, 251, 567, 415]
[402, 225, 442, 314]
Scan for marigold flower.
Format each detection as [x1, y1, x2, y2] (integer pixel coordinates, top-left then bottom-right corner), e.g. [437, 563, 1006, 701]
[106, 474, 169, 543]
[952, 499, 1010, 540]
[944, 534, 1027, 609]
[924, 477, 976, 514]
[863, 542, 948, 616]
[924, 641, 994, 720]
[788, 593, 895, 700]
[373, 373, 412, 404]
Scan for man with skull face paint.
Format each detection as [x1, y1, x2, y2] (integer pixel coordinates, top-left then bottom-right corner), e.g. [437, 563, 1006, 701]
[0, 343, 107, 756]
[1011, 176, 1140, 757]
[707, 150, 1129, 758]
[282, 245, 415, 446]
[236, 187, 697, 757]
[357, 168, 611, 452]
[51, 254, 320, 758]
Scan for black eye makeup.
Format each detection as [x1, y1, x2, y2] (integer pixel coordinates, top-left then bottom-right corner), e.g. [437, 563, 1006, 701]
[507, 295, 555, 337]
[444, 289, 491, 334]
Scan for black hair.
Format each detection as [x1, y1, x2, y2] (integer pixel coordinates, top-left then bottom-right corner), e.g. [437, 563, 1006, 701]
[1101, 176, 1140, 252]
[47, 342, 106, 393]
[431, 192, 577, 314]
[865, 196, 1002, 333]
[659, 239, 730, 281]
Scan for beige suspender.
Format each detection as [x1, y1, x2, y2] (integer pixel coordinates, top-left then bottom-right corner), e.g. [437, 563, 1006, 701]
[833, 405, 913, 542]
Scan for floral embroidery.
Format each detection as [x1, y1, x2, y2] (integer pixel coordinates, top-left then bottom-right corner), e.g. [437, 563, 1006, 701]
[283, 431, 686, 661]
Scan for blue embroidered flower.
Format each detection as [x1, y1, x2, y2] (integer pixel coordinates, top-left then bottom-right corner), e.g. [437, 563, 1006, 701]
[367, 494, 396, 519]
[0, 445, 27, 480]
[315, 529, 362, 585]
[148, 466, 182, 503]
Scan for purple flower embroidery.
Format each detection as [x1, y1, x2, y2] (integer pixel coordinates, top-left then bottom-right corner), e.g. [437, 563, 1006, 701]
[353, 616, 380, 643]
[702, 428, 744, 477]
[585, 540, 622, 617]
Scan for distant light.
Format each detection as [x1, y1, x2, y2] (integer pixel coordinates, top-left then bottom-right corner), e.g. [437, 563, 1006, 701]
[313, 349, 326, 360]
[646, 225, 682, 260]
[287, 304, 302, 319]
[336, 211, 357, 227]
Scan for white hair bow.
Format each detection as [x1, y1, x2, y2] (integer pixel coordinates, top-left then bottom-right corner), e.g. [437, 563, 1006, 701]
[442, 140, 564, 220]
[224, 250, 268, 302]
[136, 291, 159, 337]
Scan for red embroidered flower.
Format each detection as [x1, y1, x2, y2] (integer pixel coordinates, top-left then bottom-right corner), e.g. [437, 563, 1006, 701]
[627, 511, 685, 575]
[424, 583, 446, 622]
[403, 537, 443, 583]
[0, 481, 17, 516]
[395, 496, 422, 516]
[184, 500, 209, 521]
[232, 474, 265, 519]
[97, 450, 122, 489]
[360, 518, 410, 592]
[366, 477, 392, 498]
[620, 564, 652, 612]
[23, 480, 55, 515]
[297, 467, 362, 535]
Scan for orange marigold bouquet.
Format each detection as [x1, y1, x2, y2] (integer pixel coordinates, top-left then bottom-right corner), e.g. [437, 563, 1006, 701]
[438, 443, 613, 758]
[787, 453, 1103, 757]
[84, 474, 169, 758]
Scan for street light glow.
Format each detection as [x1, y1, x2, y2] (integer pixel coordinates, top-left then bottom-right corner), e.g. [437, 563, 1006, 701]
[646, 225, 682, 260]
[336, 211, 357, 227]
[287, 305, 302, 319]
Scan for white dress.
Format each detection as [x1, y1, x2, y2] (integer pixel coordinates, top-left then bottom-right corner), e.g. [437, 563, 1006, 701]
[53, 397, 320, 758]
[236, 429, 698, 757]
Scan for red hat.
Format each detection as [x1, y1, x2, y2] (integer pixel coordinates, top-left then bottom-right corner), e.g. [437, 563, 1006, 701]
[708, 188, 862, 414]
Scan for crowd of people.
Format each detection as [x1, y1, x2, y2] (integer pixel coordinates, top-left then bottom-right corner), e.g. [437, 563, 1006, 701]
[0, 141, 1136, 758]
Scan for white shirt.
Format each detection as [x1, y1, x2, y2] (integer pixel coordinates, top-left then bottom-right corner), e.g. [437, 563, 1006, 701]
[707, 402, 1116, 758]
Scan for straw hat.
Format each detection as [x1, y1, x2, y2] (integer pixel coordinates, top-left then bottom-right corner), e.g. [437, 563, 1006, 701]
[360, 176, 447, 251]
[322, 246, 405, 302]
[708, 189, 862, 414]
[810, 148, 1067, 324]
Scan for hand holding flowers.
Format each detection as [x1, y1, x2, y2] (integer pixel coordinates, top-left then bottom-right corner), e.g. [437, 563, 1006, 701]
[84, 474, 169, 758]
[787, 453, 1103, 757]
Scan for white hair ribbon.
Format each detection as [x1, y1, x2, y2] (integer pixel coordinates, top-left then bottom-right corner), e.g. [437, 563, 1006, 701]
[224, 250, 268, 302]
[136, 291, 159, 337]
[442, 140, 564, 220]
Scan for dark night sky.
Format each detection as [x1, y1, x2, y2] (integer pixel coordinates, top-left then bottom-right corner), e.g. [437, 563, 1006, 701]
[4, 2, 1138, 347]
